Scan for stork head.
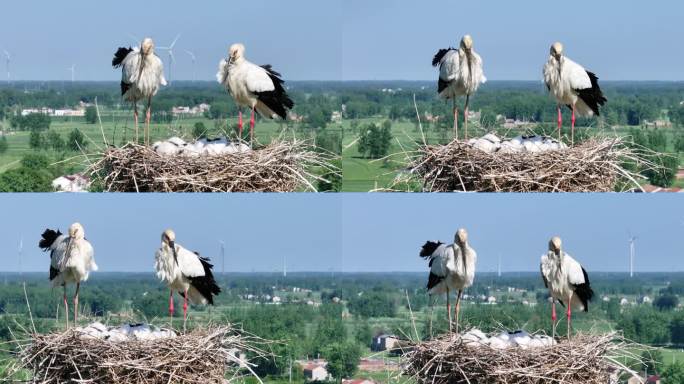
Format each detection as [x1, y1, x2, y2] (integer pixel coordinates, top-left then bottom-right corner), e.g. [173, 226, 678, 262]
[549, 236, 562, 255]
[550, 42, 563, 60]
[228, 43, 245, 63]
[141, 38, 155, 56]
[455, 228, 468, 246]
[460, 35, 474, 52]
[68, 222, 85, 240]
[162, 229, 176, 248]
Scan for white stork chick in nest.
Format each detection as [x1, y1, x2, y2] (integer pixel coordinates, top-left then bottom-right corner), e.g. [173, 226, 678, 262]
[217, 43, 294, 145]
[432, 35, 486, 140]
[419, 228, 477, 334]
[540, 236, 594, 339]
[154, 229, 221, 328]
[39, 223, 97, 327]
[112, 38, 167, 145]
[543, 42, 607, 145]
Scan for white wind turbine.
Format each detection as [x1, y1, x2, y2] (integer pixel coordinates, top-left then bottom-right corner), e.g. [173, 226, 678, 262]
[158, 34, 181, 84]
[185, 50, 196, 82]
[67, 64, 76, 83]
[3, 50, 10, 84]
[628, 232, 637, 278]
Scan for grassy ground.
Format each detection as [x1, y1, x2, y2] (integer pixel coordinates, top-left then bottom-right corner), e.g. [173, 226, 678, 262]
[0, 112, 296, 172]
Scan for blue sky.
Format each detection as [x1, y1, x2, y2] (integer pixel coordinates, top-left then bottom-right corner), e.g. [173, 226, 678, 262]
[0, 0, 342, 81]
[343, 0, 684, 81]
[0, 1, 681, 81]
[0, 194, 342, 273]
[341, 194, 684, 273]
[0, 194, 681, 273]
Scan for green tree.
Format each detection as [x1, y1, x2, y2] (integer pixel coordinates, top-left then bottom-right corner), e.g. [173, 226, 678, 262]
[654, 294, 679, 311]
[641, 350, 663, 376]
[671, 313, 684, 344]
[193, 121, 207, 139]
[84, 105, 98, 124]
[45, 130, 65, 151]
[67, 128, 88, 151]
[357, 121, 392, 159]
[662, 361, 684, 384]
[0, 135, 7, 154]
[317, 160, 342, 192]
[644, 154, 678, 187]
[29, 129, 45, 150]
[323, 342, 361, 381]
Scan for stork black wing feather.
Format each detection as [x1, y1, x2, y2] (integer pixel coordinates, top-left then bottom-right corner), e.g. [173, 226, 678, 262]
[187, 254, 221, 305]
[426, 272, 444, 291]
[253, 65, 294, 120]
[39, 229, 62, 251]
[432, 48, 454, 67]
[419, 241, 443, 259]
[49, 266, 60, 281]
[574, 71, 607, 116]
[572, 267, 594, 312]
[112, 47, 133, 68]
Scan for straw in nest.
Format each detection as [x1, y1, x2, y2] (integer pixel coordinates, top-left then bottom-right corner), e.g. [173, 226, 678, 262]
[403, 332, 644, 384]
[87, 140, 337, 192]
[12, 325, 268, 384]
[401, 137, 655, 192]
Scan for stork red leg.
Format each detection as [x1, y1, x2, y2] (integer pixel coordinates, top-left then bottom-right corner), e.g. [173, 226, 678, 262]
[146, 97, 152, 146]
[453, 101, 459, 140]
[63, 286, 69, 329]
[551, 300, 557, 339]
[455, 290, 463, 335]
[249, 107, 255, 146]
[238, 111, 243, 141]
[446, 288, 452, 333]
[557, 105, 562, 142]
[74, 282, 80, 325]
[571, 104, 576, 145]
[567, 297, 572, 339]
[169, 290, 175, 317]
[183, 289, 189, 331]
[133, 102, 139, 144]
[464, 95, 470, 140]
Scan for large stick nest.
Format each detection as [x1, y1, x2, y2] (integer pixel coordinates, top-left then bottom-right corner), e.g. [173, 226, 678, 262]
[403, 332, 642, 384]
[87, 140, 337, 192]
[15, 325, 268, 384]
[403, 137, 655, 192]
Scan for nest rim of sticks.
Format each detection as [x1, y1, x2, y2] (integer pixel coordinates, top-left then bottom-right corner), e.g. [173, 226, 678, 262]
[11, 324, 269, 384]
[395, 136, 660, 192]
[403, 331, 643, 384]
[86, 139, 337, 192]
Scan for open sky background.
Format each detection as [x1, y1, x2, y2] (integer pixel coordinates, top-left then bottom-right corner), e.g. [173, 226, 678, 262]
[341, 194, 684, 273]
[0, 194, 681, 273]
[0, 0, 682, 80]
[0, 194, 342, 273]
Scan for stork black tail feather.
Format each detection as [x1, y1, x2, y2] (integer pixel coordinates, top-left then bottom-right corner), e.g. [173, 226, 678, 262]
[112, 47, 133, 68]
[39, 229, 62, 251]
[188, 254, 221, 305]
[573, 267, 594, 312]
[254, 64, 294, 120]
[419, 241, 443, 259]
[575, 71, 607, 116]
[426, 272, 444, 291]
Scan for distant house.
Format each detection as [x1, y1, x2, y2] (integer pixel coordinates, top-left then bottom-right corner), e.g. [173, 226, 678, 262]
[301, 361, 329, 382]
[638, 296, 652, 304]
[602, 296, 611, 302]
[486, 296, 497, 304]
[620, 298, 630, 306]
[52, 173, 90, 192]
[371, 334, 399, 352]
[342, 379, 376, 384]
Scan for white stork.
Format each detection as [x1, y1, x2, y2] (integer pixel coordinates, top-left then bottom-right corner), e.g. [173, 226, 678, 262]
[432, 35, 486, 140]
[543, 42, 607, 144]
[154, 229, 221, 328]
[39, 223, 97, 327]
[540, 236, 594, 339]
[419, 228, 477, 334]
[216, 43, 294, 145]
[112, 37, 167, 145]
